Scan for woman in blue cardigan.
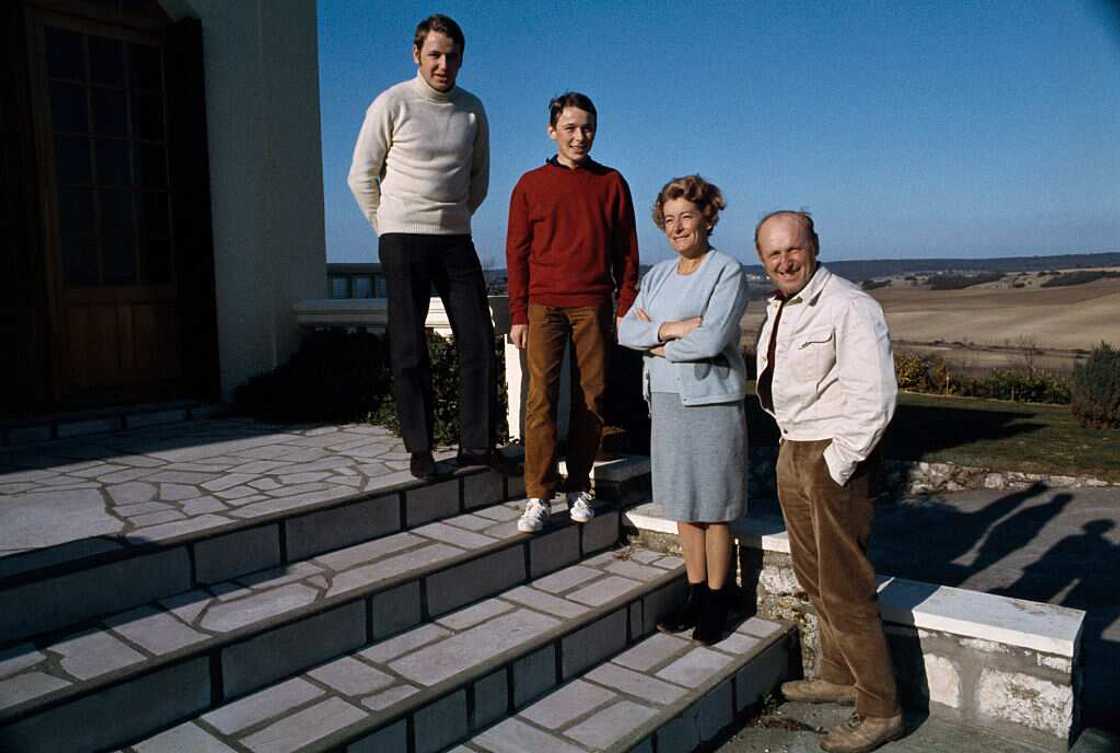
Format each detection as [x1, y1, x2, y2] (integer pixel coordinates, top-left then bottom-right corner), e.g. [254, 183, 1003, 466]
[618, 175, 749, 644]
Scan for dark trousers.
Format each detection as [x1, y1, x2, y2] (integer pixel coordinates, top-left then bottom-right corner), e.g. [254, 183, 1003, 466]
[776, 438, 899, 718]
[524, 302, 611, 499]
[378, 233, 496, 453]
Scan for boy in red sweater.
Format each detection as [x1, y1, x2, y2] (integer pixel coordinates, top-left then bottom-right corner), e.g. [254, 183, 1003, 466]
[506, 92, 640, 533]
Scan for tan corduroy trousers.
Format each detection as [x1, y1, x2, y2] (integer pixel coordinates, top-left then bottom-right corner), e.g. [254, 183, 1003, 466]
[523, 302, 611, 500]
[776, 438, 900, 718]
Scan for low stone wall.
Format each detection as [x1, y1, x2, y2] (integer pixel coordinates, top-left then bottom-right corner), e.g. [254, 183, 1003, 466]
[744, 446, 1112, 499]
[628, 509, 1086, 749]
[743, 545, 1082, 748]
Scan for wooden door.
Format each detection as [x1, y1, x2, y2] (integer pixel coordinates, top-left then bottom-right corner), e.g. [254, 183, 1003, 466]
[1, 3, 52, 418]
[27, 8, 183, 406]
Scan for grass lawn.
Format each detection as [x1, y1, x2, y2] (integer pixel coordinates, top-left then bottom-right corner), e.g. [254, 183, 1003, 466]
[742, 385, 1120, 483]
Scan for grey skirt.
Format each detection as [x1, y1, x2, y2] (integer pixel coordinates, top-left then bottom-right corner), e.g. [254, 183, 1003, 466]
[649, 391, 748, 523]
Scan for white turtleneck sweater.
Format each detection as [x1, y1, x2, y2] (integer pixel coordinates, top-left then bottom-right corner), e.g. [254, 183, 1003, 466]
[347, 74, 489, 236]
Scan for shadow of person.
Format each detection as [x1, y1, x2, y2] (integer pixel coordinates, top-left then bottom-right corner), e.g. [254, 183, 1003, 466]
[993, 519, 1120, 735]
[968, 491, 1074, 578]
[870, 482, 1050, 587]
[994, 519, 1117, 605]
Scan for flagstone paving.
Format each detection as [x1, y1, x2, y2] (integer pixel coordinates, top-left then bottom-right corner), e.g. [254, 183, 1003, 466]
[0, 419, 458, 575]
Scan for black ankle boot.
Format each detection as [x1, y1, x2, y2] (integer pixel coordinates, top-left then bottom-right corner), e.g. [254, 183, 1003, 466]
[657, 582, 708, 633]
[692, 585, 731, 645]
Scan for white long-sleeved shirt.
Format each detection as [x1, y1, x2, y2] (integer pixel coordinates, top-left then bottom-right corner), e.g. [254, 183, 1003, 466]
[756, 266, 897, 486]
[347, 73, 489, 236]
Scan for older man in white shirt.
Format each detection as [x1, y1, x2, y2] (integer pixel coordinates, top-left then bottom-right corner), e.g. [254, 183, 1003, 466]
[755, 211, 902, 753]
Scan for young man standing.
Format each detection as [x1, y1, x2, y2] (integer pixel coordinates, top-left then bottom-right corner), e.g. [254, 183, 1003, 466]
[348, 15, 501, 481]
[506, 92, 640, 533]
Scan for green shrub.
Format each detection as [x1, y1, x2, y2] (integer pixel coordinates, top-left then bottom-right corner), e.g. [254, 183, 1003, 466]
[894, 352, 933, 391]
[372, 331, 509, 446]
[235, 328, 509, 443]
[233, 329, 393, 421]
[1071, 342, 1120, 429]
[894, 350, 1071, 404]
[966, 369, 1071, 404]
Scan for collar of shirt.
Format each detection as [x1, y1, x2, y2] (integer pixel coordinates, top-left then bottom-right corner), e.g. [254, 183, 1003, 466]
[767, 265, 832, 311]
[412, 72, 457, 103]
[545, 155, 601, 171]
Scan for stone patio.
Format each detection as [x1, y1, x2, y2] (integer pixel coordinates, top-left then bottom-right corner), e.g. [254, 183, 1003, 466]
[0, 417, 460, 578]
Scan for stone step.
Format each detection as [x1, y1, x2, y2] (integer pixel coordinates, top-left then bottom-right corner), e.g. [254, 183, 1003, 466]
[23, 544, 697, 753]
[0, 496, 623, 752]
[459, 616, 794, 753]
[0, 462, 516, 644]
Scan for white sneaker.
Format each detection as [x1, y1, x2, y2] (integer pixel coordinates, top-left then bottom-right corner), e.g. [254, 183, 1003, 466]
[567, 490, 595, 523]
[517, 498, 550, 533]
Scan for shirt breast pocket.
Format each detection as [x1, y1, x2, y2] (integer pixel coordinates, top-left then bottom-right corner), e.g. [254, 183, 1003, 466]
[790, 327, 835, 381]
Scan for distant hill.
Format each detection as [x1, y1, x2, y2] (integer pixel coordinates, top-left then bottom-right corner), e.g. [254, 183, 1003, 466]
[741, 251, 1120, 282]
[482, 251, 1120, 294]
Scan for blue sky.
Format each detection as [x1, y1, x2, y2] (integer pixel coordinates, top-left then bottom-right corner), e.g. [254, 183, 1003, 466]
[318, 0, 1120, 267]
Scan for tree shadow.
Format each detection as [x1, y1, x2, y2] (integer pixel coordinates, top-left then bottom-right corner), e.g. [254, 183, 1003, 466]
[883, 403, 1047, 460]
[740, 392, 1045, 462]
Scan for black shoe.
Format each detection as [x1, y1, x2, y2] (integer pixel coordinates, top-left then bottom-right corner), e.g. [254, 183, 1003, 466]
[457, 448, 522, 476]
[657, 582, 708, 633]
[692, 585, 732, 645]
[410, 451, 436, 481]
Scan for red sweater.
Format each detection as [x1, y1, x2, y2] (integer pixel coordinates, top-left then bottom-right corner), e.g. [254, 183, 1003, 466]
[505, 158, 640, 326]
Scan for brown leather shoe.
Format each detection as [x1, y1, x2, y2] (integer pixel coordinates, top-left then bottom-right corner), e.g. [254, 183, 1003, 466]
[820, 712, 904, 753]
[780, 678, 857, 705]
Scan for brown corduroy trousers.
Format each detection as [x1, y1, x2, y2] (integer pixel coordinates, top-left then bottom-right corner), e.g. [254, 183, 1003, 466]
[523, 302, 611, 500]
[776, 438, 900, 718]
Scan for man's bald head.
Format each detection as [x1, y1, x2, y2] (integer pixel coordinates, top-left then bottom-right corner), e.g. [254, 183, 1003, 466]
[754, 211, 818, 255]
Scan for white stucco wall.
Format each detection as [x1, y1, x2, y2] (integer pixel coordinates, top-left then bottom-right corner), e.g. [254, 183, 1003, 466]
[162, 0, 326, 399]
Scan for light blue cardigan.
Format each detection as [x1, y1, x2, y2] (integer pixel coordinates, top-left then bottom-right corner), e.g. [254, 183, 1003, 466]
[618, 249, 749, 406]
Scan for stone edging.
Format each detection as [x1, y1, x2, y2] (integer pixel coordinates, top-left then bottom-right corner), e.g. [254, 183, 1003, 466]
[743, 447, 1113, 499]
[626, 507, 1083, 659]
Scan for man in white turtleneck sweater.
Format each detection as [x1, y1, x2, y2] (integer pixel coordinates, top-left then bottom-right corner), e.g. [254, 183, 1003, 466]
[348, 14, 501, 481]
